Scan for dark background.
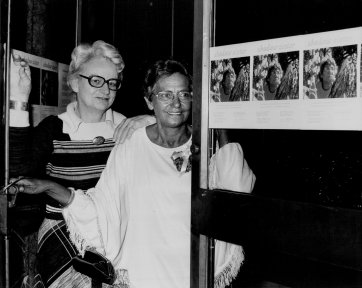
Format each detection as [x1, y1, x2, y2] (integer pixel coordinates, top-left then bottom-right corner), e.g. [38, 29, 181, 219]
[3, 0, 362, 212]
[2, 1, 362, 287]
[208, 3, 362, 287]
[214, 0, 362, 209]
[7, 0, 194, 117]
[2, 0, 362, 226]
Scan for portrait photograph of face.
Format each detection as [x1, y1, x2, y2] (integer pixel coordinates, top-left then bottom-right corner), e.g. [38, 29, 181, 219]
[303, 45, 357, 100]
[28, 66, 41, 105]
[41, 70, 59, 106]
[252, 51, 299, 101]
[210, 57, 250, 103]
[360, 44, 362, 98]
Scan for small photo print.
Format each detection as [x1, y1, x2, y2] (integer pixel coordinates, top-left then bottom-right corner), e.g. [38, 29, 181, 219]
[41, 70, 59, 106]
[210, 57, 250, 102]
[28, 66, 41, 105]
[252, 51, 299, 101]
[303, 45, 357, 99]
[28, 67, 59, 106]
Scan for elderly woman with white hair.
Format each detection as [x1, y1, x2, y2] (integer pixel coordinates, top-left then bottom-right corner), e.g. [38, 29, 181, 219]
[9, 40, 154, 287]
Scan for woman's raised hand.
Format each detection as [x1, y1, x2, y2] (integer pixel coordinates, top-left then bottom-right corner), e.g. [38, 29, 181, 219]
[10, 53, 31, 102]
[113, 115, 156, 144]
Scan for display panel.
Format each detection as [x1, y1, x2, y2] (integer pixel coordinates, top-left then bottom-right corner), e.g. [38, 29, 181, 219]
[12, 49, 73, 126]
[209, 27, 361, 130]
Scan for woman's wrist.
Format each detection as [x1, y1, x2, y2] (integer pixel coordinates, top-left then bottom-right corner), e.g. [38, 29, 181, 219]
[9, 99, 29, 111]
[45, 181, 74, 207]
[62, 188, 75, 208]
[9, 99, 30, 127]
[215, 129, 229, 148]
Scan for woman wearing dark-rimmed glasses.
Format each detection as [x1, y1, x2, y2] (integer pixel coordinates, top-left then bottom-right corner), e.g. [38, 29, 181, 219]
[9, 40, 154, 287]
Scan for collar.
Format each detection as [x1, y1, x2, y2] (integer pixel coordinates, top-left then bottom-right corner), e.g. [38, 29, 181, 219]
[61, 101, 115, 134]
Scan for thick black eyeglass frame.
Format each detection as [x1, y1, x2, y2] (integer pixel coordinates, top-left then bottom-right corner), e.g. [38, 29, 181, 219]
[79, 74, 122, 91]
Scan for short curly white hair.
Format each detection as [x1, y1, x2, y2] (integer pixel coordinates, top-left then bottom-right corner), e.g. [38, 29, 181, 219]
[67, 40, 125, 85]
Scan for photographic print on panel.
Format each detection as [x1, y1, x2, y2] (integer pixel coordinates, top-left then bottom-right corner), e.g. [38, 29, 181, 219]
[28, 67, 59, 106]
[41, 70, 59, 106]
[252, 51, 299, 101]
[210, 57, 250, 102]
[303, 45, 357, 99]
[360, 44, 362, 97]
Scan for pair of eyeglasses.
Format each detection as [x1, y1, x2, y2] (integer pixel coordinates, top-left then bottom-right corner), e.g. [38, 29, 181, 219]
[79, 75, 122, 91]
[153, 91, 193, 103]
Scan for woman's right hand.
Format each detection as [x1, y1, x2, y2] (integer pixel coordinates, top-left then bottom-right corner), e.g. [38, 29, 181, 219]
[113, 115, 156, 144]
[10, 53, 31, 102]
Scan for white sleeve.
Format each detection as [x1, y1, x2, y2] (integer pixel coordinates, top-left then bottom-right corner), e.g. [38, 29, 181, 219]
[62, 189, 101, 256]
[10, 109, 30, 127]
[63, 144, 127, 261]
[209, 142, 256, 193]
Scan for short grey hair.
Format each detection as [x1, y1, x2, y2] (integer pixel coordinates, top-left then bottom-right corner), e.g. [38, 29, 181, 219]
[67, 40, 125, 85]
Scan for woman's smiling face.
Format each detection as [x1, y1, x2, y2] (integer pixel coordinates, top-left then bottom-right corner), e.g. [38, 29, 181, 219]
[146, 72, 191, 129]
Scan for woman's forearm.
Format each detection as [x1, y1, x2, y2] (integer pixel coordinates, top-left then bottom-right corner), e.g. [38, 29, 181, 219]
[215, 129, 229, 148]
[45, 181, 74, 207]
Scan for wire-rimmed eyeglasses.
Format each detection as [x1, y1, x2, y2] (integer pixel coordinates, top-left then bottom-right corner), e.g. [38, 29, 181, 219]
[79, 74, 122, 91]
[152, 91, 193, 103]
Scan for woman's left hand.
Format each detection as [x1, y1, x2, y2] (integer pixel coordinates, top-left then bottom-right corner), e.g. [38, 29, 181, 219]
[215, 129, 229, 148]
[113, 115, 156, 144]
[8, 177, 54, 195]
[8, 177, 72, 206]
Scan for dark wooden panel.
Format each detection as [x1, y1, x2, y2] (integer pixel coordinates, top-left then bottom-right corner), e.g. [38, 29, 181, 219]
[193, 189, 362, 272]
[215, 0, 362, 46]
[228, 129, 362, 210]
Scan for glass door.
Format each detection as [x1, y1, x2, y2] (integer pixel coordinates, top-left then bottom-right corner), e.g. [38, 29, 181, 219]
[191, 0, 362, 287]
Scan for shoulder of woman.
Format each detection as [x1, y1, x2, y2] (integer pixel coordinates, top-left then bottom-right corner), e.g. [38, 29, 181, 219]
[35, 115, 68, 141]
[112, 110, 127, 126]
[33, 115, 65, 146]
[37, 115, 62, 130]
